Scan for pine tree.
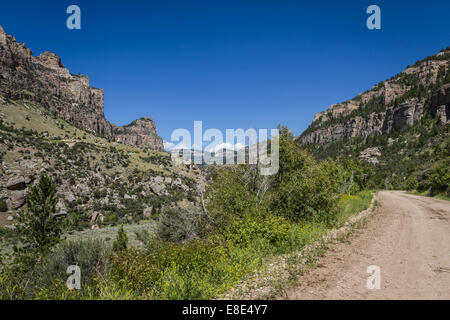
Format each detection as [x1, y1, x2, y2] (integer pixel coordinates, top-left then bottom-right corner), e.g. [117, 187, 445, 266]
[113, 225, 128, 252]
[16, 173, 62, 254]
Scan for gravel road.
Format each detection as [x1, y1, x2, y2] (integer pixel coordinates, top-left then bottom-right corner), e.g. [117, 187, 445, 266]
[284, 191, 450, 299]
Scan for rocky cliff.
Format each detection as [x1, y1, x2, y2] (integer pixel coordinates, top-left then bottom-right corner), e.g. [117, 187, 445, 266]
[0, 25, 163, 150]
[300, 48, 450, 145]
[114, 117, 163, 150]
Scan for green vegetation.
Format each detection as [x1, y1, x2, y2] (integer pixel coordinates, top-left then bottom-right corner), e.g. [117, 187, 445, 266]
[0, 127, 374, 299]
[0, 100, 196, 230]
[301, 48, 450, 139]
[307, 115, 450, 198]
[301, 49, 449, 199]
[0, 200, 7, 212]
[15, 173, 62, 254]
[112, 225, 128, 252]
[3, 48, 448, 300]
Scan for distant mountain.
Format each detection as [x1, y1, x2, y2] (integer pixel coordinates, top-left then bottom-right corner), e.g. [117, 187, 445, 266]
[0, 25, 163, 150]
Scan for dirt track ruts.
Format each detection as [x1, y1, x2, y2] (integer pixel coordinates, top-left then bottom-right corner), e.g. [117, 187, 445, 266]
[284, 191, 450, 299]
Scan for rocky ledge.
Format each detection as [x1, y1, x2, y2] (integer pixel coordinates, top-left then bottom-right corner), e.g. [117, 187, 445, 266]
[0, 25, 163, 150]
[300, 49, 450, 145]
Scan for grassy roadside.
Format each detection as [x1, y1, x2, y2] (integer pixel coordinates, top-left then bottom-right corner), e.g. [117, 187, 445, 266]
[408, 190, 450, 201]
[0, 190, 376, 300]
[219, 190, 376, 299]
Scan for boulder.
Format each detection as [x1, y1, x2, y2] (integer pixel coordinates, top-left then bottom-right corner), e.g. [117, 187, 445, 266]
[20, 160, 38, 169]
[143, 206, 153, 218]
[55, 200, 67, 216]
[153, 176, 165, 184]
[10, 190, 26, 209]
[64, 192, 76, 203]
[172, 178, 189, 192]
[150, 182, 167, 196]
[76, 184, 90, 197]
[90, 211, 99, 223]
[5, 176, 27, 190]
[164, 177, 172, 184]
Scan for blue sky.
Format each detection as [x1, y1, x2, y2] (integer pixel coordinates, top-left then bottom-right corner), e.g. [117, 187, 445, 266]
[1, 1, 449, 146]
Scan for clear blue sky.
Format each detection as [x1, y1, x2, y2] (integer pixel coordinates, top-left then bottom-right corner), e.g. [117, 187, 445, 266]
[1, 1, 449, 144]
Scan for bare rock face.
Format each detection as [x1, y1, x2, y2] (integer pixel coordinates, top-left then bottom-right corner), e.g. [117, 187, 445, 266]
[149, 181, 167, 196]
[0, 25, 163, 150]
[359, 147, 381, 164]
[430, 83, 450, 124]
[301, 49, 450, 145]
[382, 98, 426, 133]
[114, 117, 164, 151]
[5, 176, 27, 190]
[10, 190, 26, 209]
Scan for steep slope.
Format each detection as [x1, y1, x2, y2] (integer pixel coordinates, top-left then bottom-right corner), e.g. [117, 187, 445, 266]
[0, 99, 201, 228]
[0, 25, 163, 150]
[0, 25, 203, 228]
[299, 48, 450, 194]
[300, 48, 450, 145]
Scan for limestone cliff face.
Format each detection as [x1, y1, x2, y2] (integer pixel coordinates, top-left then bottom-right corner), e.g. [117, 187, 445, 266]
[0, 25, 164, 150]
[300, 49, 450, 145]
[114, 117, 164, 151]
[430, 83, 450, 125]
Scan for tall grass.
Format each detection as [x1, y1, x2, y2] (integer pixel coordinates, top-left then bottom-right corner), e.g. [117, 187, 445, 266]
[335, 190, 374, 226]
[0, 191, 374, 300]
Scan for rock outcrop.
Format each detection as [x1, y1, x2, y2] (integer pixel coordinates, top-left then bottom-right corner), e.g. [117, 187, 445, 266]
[300, 48, 450, 144]
[0, 25, 163, 150]
[430, 83, 450, 124]
[114, 117, 164, 151]
[358, 147, 381, 164]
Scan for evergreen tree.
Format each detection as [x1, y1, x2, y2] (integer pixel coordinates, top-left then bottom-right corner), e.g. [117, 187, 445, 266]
[0, 199, 7, 212]
[113, 225, 128, 252]
[16, 173, 62, 254]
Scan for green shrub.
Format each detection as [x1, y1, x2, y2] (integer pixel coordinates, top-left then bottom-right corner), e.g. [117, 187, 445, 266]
[429, 160, 450, 195]
[272, 161, 340, 225]
[404, 175, 419, 191]
[206, 128, 344, 226]
[224, 213, 291, 249]
[155, 208, 204, 242]
[15, 173, 62, 254]
[0, 199, 7, 212]
[110, 240, 232, 299]
[113, 225, 128, 252]
[26, 238, 111, 297]
[206, 165, 260, 219]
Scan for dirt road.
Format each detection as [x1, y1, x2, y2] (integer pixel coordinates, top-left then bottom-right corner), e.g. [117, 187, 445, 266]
[284, 191, 450, 299]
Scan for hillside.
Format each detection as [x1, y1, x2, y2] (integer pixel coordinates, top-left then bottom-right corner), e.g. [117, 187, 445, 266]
[299, 48, 450, 194]
[0, 25, 163, 151]
[0, 89, 203, 229]
[0, 25, 206, 228]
